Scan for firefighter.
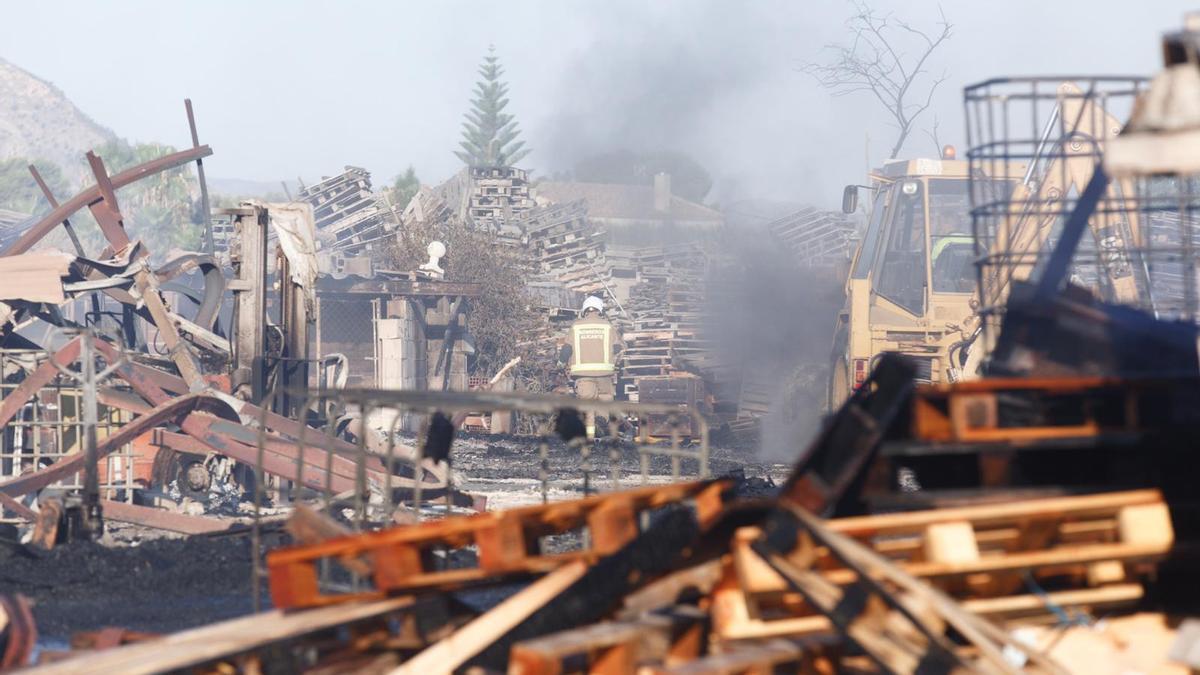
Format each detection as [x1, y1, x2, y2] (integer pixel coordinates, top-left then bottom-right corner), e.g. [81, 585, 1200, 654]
[558, 295, 622, 437]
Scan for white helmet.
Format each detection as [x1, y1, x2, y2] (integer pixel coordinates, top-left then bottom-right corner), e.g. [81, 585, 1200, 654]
[581, 295, 605, 315]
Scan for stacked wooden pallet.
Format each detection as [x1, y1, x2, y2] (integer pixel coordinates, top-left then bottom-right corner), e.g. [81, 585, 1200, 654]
[521, 200, 607, 288]
[299, 166, 397, 255]
[616, 245, 718, 400]
[736, 374, 774, 419]
[766, 206, 858, 266]
[414, 167, 532, 249]
[515, 233, 759, 422]
[467, 166, 533, 238]
[399, 185, 453, 230]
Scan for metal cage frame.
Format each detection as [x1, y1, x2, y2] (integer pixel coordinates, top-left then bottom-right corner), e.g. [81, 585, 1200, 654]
[963, 77, 1170, 337]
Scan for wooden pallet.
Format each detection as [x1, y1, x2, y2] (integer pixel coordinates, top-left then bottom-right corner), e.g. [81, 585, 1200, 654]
[712, 489, 1171, 644]
[752, 503, 1069, 675]
[267, 480, 731, 608]
[494, 491, 1134, 672]
[911, 375, 1199, 444]
[59, 486, 1166, 673]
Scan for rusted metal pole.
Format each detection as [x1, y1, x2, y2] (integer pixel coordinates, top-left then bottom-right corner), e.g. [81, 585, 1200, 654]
[80, 333, 102, 537]
[84, 151, 205, 389]
[28, 165, 103, 326]
[185, 99, 216, 256]
[252, 405, 267, 613]
[27, 165, 85, 256]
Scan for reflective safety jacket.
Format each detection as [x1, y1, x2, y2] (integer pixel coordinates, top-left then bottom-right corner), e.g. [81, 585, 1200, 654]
[568, 315, 620, 376]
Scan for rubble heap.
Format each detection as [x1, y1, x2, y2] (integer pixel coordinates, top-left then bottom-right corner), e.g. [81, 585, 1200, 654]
[402, 170, 756, 423]
[43, 351, 1199, 672]
[0, 107, 480, 567]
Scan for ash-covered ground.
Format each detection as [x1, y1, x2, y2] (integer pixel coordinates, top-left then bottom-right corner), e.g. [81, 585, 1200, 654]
[0, 433, 790, 644]
[0, 529, 281, 644]
[449, 431, 789, 509]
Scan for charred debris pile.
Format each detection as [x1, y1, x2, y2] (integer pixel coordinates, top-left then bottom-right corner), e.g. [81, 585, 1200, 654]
[0, 93, 1199, 672]
[0, 100, 862, 659]
[22, 346, 1200, 671]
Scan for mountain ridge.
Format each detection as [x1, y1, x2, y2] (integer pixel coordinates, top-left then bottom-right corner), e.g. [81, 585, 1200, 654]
[0, 56, 119, 185]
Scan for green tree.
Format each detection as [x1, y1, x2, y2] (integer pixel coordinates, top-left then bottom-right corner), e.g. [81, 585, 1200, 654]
[0, 157, 70, 215]
[455, 46, 530, 168]
[389, 166, 420, 210]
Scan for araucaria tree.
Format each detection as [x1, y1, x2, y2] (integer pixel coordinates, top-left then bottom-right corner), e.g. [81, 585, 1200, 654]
[456, 46, 530, 168]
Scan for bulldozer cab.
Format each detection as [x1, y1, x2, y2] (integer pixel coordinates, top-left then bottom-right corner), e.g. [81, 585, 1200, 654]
[864, 167, 977, 315]
[830, 158, 1012, 408]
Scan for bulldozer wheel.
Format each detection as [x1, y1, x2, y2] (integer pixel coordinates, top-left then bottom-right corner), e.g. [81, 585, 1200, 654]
[827, 318, 851, 412]
[828, 358, 850, 411]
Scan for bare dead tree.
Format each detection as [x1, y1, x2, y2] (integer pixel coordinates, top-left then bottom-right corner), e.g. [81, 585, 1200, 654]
[802, 2, 952, 159]
[924, 115, 943, 156]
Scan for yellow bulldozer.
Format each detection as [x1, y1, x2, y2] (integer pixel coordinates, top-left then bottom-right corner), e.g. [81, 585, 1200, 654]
[827, 152, 985, 409]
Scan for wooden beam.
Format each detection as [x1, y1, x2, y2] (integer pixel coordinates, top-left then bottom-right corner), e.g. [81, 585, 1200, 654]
[714, 585, 1144, 642]
[828, 489, 1163, 535]
[391, 561, 587, 675]
[645, 639, 805, 674]
[100, 500, 230, 535]
[31, 597, 415, 675]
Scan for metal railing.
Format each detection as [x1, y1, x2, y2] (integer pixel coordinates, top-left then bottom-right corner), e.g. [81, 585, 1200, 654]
[248, 386, 709, 609]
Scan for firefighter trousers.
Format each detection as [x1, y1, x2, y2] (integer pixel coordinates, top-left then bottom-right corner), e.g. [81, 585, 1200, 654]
[573, 375, 615, 438]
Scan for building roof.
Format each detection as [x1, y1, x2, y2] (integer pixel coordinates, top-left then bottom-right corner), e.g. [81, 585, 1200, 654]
[535, 181, 722, 224]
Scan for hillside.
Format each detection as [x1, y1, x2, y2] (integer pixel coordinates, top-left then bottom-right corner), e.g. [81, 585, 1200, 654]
[0, 57, 117, 186]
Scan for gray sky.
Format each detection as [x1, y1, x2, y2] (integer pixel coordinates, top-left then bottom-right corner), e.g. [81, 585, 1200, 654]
[0, 0, 1188, 207]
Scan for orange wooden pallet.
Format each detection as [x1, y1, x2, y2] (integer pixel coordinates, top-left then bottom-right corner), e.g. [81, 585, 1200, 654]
[268, 480, 731, 609]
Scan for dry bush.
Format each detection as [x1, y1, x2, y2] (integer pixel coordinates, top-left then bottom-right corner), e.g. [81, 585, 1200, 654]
[384, 216, 537, 377]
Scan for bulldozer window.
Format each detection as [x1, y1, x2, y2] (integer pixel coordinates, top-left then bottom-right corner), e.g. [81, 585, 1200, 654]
[929, 179, 975, 293]
[852, 189, 890, 280]
[875, 180, 926, 315]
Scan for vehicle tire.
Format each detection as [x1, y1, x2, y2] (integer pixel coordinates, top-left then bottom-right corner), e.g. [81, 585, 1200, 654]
[827, 318, 851, 411]
[828, 358, 850, 411]
[156, 451, 211, 502]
